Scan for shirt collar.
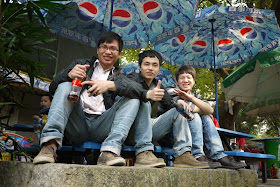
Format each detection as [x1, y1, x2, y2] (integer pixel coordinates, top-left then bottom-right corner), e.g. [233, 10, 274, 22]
[94, 59, 115, 73]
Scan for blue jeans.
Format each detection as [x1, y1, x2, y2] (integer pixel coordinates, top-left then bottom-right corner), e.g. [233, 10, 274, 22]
[188, 114, 226, 160]
[151, 106, 192, 157]
[41, 82, 141, 155]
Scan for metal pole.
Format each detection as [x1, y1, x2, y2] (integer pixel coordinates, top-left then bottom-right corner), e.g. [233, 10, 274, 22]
[109, 0, 115, 31]
[209, 18, 219, 123]
[54, 36, 61, 78]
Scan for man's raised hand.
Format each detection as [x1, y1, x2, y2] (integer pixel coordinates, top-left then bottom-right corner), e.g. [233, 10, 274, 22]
[146, 80, 165, 101]
[68, 64, 90, 80]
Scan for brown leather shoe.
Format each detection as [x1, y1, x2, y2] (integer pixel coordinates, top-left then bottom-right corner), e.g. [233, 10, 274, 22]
[33, 140, 57, 164]
[97, 151, 126, 166]
[173, 152, 209, 169]
[217, 156, 247, 169]
[134, 151, 166, 168]
[197, 155, 222, 169]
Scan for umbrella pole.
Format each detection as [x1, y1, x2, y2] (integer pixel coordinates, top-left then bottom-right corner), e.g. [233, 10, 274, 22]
[54, 36, 61, 78]
[109, 0, 115, 31]
[209, 18, 219, 123]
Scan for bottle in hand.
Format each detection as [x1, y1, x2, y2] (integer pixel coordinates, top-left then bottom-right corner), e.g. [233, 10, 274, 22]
[68, 78, 83, 102]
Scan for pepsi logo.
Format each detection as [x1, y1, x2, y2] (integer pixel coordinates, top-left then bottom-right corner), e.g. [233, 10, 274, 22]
[76, 2, 98, 21]
[240, 27, 258, 39]
[217, 39, 234, 51]
[191, 40, 207, 52]
[171, 35, 186, 47]
[112, 9, 132, 28]
[143, 1, 163, 20]
[245, 16, 264, 24]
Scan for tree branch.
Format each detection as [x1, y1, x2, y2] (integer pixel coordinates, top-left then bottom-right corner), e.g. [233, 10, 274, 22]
[226, 0, 232, 6]
[208, 0, 219, 5]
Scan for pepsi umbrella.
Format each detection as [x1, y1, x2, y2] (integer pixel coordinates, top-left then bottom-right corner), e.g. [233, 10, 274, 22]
[44, 0, 199, 48]
[222, 47, 280, 103]
[120, 63, 177, 88]
[155, 5, 280, 121]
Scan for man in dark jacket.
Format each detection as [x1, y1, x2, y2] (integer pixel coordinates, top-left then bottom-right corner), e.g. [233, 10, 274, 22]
[126, 50, 209, 168]
[33, 32, 165, 167]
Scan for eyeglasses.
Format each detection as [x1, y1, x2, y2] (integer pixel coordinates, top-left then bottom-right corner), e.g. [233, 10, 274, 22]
[178, 75, 194, 80]
[99, 45, 119, 53]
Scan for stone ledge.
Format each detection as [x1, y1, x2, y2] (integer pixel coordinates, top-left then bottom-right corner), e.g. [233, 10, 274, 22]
[0, 162, 257, 187]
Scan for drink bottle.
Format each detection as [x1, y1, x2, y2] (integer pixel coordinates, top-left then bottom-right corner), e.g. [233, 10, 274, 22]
[174, 103, 195, 121]
[68, 78, 83, 102]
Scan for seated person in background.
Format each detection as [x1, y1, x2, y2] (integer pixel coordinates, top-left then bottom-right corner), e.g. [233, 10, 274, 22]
[32, 93, 53, 137]
[126, 50, 209, 168]
[158, 65, 246, 169]
[33, 32, 164, 167]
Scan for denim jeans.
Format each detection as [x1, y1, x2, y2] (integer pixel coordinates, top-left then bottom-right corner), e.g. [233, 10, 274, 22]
[188, 114, 227, 160]
[41, 82, 140, 155]
[125, 101, 155, 155]
[152, 106, 192, 157]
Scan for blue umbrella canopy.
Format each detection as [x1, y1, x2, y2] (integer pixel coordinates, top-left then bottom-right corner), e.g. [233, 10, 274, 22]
[120, 63, 176, 88]
[155, 5, 280, 68]
[155, 5, 280, 121]
[44, 0, 199, 48]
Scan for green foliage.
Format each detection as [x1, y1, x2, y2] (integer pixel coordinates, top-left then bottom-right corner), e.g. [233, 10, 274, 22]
[0, 0, 68, 160]
[193, 68, 219, 101]
[0, 0, 68, 111]
[120, 45, 153, 65]
[236, 115, 280, 138]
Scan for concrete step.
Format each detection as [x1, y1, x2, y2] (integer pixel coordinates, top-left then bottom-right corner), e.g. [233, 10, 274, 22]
[0, 162, 257, 187]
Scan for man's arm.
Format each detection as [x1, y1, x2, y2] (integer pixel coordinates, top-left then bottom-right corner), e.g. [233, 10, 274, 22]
[114, 74, 149, 101]
[49, 58, 93, 95]
[126, 73, 166, 102]
[174, 89, 214, 115]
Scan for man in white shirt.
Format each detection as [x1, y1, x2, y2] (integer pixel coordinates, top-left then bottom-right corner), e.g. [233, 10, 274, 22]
[33, 32, 165, 167]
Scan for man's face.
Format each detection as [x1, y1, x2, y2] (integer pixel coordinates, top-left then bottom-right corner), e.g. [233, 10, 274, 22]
[177, 72, 195, 93]
[97, 40, 121, 70]
[139, 57, 160, 82]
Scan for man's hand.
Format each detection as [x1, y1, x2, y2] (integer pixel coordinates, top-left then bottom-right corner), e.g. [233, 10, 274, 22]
[146, 80, 164, 101]
[174, 88, 194, 101]
[177, 100, 192, 113]
[68, 64, 90, 79]
[82, 80, 116, 97]
[32, 115, 40, 121]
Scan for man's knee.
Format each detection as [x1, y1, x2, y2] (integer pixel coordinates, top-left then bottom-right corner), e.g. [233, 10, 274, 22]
[123, 97, 140, 106]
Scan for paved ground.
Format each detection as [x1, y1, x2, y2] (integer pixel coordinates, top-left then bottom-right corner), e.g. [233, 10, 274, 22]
[258, 179, 280, 187]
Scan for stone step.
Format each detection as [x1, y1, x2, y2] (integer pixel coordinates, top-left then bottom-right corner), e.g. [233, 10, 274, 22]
[0, 162, 257, 187]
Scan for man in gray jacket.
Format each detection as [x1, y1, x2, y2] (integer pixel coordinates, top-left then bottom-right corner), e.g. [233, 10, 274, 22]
[33, 32, 165, 167]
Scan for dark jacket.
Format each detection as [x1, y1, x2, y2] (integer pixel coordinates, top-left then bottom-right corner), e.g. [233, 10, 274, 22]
[126, 72, 175, 111]
[49, 57, 146, 110]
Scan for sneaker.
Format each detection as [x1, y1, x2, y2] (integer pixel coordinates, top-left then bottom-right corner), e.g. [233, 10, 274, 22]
[33, 140, 57, 164]
[97, 151, 125, 166]
[217, 156, 247, 169]
[173, 152, 210, 169]
[197, 155, 222, 169]
[134, 151, 166, 168]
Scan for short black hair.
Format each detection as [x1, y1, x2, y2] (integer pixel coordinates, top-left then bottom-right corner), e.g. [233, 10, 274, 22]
[97, 32, 124, 53]
[42, 93, 53, 102]
[138, 50, 163, 66]
[175, 65, 196, 81]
